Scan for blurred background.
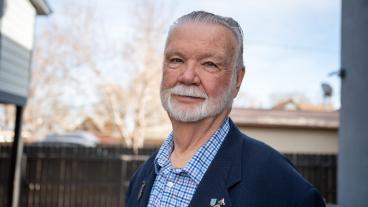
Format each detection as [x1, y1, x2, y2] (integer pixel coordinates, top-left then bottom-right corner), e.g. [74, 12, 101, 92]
[0, 0, 357, 206]
[0, 0, 341, 148]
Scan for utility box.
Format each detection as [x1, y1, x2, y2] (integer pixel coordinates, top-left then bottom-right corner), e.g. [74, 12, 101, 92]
[0, 0, 51, 106]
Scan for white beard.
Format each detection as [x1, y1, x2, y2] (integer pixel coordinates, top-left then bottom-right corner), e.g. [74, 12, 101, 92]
[160, 74, 237, 122]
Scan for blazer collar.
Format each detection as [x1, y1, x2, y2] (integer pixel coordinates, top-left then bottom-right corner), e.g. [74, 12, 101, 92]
[189, 118, 243, 207]
[137, 119, 243, 207]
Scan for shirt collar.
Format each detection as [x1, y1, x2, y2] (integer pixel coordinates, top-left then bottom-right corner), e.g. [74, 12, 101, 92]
[153, 131, 174, 174]
[154, 118, 230, 184]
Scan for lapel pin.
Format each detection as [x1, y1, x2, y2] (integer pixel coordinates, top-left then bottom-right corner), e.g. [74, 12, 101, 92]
[218, 198, 225, 205]
[137, 181, 146, 201]
[210, 197, 225, 206]
[210, 198, 217, 206]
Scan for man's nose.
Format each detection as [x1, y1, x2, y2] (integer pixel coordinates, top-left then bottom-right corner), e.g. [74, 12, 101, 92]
[178, 63, 200, 85]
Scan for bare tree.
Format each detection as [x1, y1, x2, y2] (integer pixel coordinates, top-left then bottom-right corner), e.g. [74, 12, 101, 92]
[95, 83, 127, 138]
[24, 3, 110, 140]
[25, 0, 172, 149]
[95, 0, 172, 151]
[0, 104, 15, 130]
[270, 92, 312, 107]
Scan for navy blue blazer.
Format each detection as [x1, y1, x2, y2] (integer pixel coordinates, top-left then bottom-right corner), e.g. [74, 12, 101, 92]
[125, 119, 326, 207]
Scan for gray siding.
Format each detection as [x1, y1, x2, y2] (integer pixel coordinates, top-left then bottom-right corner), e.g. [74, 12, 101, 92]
[0, 0, 37, 105]
[0, 35, 31, 99]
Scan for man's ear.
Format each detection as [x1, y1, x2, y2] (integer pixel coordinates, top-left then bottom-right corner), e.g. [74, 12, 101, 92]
[233, 66, 245, 98]
[236, 66, 245, 90]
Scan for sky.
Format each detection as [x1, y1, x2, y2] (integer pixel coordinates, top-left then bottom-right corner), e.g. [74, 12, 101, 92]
[37, 0, 341, 109]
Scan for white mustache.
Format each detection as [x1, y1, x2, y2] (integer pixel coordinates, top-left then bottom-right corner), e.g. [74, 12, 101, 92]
[169, 84, 208, 99]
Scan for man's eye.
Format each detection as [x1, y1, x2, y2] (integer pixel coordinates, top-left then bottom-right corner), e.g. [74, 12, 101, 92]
[203, 62, 218, 68]
[166, 58, 184, 68]
[170, 58, 183, 63]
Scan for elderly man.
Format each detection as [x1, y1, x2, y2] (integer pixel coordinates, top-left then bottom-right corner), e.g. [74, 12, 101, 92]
[125, 11, 325, 207]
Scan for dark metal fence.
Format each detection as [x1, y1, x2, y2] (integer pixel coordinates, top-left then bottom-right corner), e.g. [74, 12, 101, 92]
[0, 151, 10, 206]
[286, 154, 337, 203]
[0, 144, 336, 206]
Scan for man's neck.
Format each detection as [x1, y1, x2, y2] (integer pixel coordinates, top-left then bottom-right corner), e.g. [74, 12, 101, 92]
[169, 109, 230, 168]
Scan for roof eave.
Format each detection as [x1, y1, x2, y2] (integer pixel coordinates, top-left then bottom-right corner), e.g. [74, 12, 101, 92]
[230, 108, 339, 130]
[234, 122, 339, 130]
[29, 0, 52, 15]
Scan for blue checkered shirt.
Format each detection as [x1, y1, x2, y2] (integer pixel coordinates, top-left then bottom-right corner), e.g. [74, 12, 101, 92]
[147, 118, 230, 207]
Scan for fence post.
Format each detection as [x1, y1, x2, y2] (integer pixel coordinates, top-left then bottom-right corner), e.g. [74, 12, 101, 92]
[7, 105, 24, 207]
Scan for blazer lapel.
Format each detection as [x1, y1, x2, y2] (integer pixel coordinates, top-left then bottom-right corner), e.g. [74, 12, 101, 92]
[189, 119, 243, 207]
[138, 170, 156, 207]
[136, 154, 158, 207]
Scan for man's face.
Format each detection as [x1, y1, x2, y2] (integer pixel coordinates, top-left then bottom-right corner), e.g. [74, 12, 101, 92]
[160, 23, 241, 122]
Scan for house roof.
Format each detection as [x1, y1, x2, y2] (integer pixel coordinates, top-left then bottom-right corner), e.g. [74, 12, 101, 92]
[29, 0, 52, 15]
[272, 98, 334, 112]
[230, 108, 339, 130]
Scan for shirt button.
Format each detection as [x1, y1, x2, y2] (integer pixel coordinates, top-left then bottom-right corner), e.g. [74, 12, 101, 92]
[167, 181, 174, 188]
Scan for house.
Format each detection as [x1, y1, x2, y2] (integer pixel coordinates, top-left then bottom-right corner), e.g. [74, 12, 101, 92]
[231, 108, 338, 154]
[0, 0, 51, 106]
[273, 98, 335, 112]
[143, 107, 339, 155]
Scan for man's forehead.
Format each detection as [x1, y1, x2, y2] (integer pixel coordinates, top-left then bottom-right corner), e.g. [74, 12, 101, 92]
[164, 48, 227, 62]
[167, 22, 235, 40]
[165, 23, 236, 53]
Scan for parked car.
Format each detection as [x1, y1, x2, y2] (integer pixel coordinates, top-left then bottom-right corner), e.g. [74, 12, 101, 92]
[37, 132, 100, 147]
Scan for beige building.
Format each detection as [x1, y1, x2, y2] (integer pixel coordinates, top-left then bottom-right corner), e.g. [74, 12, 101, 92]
[144, 108, 339, 155]
[230, 108, 338, 154]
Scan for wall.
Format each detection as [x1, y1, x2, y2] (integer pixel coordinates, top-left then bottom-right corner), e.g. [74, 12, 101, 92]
[239, 126, 338, 154]
[0, 0, 35, 105]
